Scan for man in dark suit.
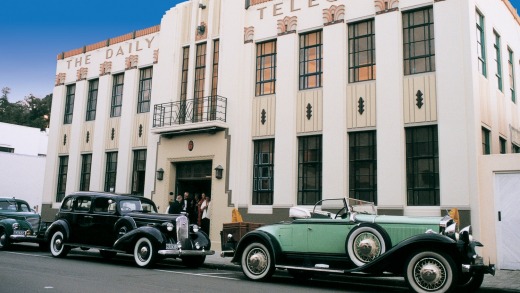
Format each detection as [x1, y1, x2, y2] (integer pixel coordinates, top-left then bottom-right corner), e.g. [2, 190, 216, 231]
[169, 195, 183, 214]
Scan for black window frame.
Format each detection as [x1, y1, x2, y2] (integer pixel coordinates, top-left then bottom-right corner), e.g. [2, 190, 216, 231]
[131, 149, 147, 196]
[476, 10, 487, 77]
[499, 137, 507, 154]
[406, 125, 439, 206]
[297, 135, 322, 205]
[137, 67, 153, 113]
[299, 31, 323, 90]
[85, 79, 99, 121]
[63, 84, 75, 124]
[252, 139, 275, 205]
[79, 153, 92, 191]
[104, 152, 118, 192]
[56, 155, 69, 202]
[110, 73, 124, 117]
[494, 30, 503, 92]
[256, 40, 277, 96]
[508, 47, 516, 103]
[349, 131, 377, 204]
[193, 42, 207, 122]
[482, 127, 491, 155]
[403, 7, 435, 75]
[348, 19, 376, 83]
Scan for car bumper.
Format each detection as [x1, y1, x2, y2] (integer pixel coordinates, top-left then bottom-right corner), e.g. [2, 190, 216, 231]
[462, 263, 496, 276]
[158, 249, 215, 256]
[9, 234, 42, 242]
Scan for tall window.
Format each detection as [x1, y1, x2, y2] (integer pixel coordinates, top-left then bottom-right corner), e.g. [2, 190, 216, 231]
[256, 40, 277, 96]
[252, 140, 275, 205]
[111, 73, 124, 117]
[403, 7, 435, 75]
[194, 43, 207, 122]
[137, 67, 153, 113]
[513, 143, 520, 153]
[85, 79, 98, 121]
[406, 126, 439, 206]
[482, 127, 490, 155]
[131, 149, 147, 195]
[298, 136, 322, 205]
[349, 131, 377, 204]
[56, 156, 69, 202]
[80, 154, 92, 191]
[494, 31, 503, 91]
[476, 10, 487, 77]
[63, 84, 75, 124]
[348, 19, 375, 82]
[180, 47, 190, 124]
[299, 31, 322, 90]
[500, 137, 507, 154]
[508, 48, 516, 103]
[210, 40, 220, 120]
[104, 152, 118, 192]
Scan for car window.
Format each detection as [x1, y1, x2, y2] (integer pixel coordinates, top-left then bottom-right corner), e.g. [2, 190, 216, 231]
[93, 197, 115, 214]
[119, 200, 142, 213]
[140, 201, 157, 213]
[19, 202, 30, 212]
[0, 200, 17, 211]
[61, 197, 73, 211]
[75, 197, 92, 212]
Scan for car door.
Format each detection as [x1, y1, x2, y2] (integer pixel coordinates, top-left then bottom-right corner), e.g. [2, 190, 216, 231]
[70, 196, 93, 244]
[91, 197, 119, 247]
[307, 219, 353, 254]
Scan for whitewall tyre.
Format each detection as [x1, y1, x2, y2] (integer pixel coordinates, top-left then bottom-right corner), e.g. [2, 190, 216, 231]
[405, 251, 458, 293]
[134, 237, 156, 268]
[50, 230, 70, 258]
[346, 225, 389, 266]
[241, 242, 275, 281]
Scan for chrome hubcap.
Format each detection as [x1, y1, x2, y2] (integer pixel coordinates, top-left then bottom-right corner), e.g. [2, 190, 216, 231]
[414, 258, 446, 290]
[139, 245, 149, 260]
[247, 248, 268, 275]
[354, 232, 381, 262]
[54, 238, 62, 251]
[0, 233, 5, 247]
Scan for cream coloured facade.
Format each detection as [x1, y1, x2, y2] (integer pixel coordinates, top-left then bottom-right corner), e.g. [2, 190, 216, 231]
[43, 0, 520, 269]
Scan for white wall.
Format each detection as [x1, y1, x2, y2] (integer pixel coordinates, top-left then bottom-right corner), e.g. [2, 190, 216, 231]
[0, 122, 48, 156]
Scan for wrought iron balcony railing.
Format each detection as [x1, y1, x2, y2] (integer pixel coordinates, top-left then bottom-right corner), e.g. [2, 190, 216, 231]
[153, 95, 227, 128]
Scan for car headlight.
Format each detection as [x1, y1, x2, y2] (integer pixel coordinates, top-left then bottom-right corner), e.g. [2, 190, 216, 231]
[192, 225, 199, 233]
[166, 222, 174, 232]
[12, 223, 19, 230]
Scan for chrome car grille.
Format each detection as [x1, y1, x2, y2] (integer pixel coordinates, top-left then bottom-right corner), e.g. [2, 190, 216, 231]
[25, 217, 39, 231]
[176, 216, 189, 243]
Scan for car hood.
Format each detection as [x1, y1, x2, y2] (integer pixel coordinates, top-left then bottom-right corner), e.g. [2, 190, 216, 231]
[354, 214, 444, 225]
[125, 212, 183, 222]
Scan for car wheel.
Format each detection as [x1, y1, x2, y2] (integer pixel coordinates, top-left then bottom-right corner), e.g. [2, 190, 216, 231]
[241, 242, 275, 281]
[0, 229, 10, 250]
[116, 223, 132, 239]
[99, 250, 117, 259]
[405, 251, 458, 293]
[134, 237, 156, 268]
[181, 255, 206, 268]
[287, 269, 314, 281]
[50, 230, 70, 258]
[346, 224, 391, 266]
[458, 272, 484, 292]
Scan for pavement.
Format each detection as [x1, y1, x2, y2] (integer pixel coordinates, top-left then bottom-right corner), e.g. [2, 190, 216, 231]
[203, 251, 520, 292]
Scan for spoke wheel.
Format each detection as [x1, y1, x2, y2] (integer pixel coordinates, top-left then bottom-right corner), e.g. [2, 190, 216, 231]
[346, 224, 390, 266]
[50, 230, 70, 258]
[405, 251, 458, 293]
[0, 229, 9, 250]
[134, 237, 156, 268]
[241, 242, 274, 281]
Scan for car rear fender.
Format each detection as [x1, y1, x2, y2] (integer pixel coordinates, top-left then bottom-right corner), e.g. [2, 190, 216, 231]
[113, 226, 165, 251]
[45, 220, 70, 241]
[230, 230, 282, 264]
[350, 233, 459, 274]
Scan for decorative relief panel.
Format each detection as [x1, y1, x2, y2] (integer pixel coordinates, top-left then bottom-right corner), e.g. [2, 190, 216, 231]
[105, 117, 120, 150]
[76, 67, 88, 81]
[403, 73, 437, 124]
[125, 55, 138, 70]
[252, 95, 276, 137]
[323, 5, 345, 26]
[244, 26, 254, 43]
[347, 82, 376, 129]
[99, 61, 112, 76]
[153, 49, 159, 64]
[58, 125, 71, 154]
[277, 16, 297, 36]
[55, 73, 66, 86]
[133, 113, 149, 147]
[195, 22, 208, 41]
[374, 0, 399, 14]
[81, 122, 94, 152]
[297, 90, 322, 133]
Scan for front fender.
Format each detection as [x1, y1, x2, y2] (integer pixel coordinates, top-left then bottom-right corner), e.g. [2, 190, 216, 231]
[230, 230, 282, 265]
[113, 226, 165, 251]
[0, 219, 17, 235]
[44, 220, 70, 241]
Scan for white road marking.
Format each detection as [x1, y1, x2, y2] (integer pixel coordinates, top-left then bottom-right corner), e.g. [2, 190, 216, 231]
[4, 251, 52, 258]
[155, 269, 240, 280]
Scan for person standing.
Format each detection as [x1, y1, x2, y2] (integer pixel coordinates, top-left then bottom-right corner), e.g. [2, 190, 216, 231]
[189, 193, 200, 224]
[197, 193, 206, 226]
[169, 195, 183, 214]
[201, 194, 211, 236]
[182, 192, 190, 214]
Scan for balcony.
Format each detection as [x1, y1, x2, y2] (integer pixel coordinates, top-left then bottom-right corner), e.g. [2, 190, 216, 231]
[151, 95, 227, 136]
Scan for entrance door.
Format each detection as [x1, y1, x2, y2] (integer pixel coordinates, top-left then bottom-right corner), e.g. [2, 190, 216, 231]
[495, 173, 520, 270]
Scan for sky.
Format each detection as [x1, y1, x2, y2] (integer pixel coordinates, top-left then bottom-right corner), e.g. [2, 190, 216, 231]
[1, 0, 520, 102]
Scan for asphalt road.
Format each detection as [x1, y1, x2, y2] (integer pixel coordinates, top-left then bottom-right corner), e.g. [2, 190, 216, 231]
[0, 244, 513, 293]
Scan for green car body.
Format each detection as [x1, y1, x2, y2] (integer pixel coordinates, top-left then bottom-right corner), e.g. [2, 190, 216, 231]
[0, 197, 49, 250]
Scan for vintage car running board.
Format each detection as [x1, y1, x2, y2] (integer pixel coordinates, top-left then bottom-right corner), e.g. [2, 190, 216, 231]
[276, 265, 345, 274]
[158, 249, 215, 256]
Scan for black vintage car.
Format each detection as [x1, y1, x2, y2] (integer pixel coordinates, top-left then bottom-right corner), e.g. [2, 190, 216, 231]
[46, 192, 213, 268]
[0, 197, 49, 250]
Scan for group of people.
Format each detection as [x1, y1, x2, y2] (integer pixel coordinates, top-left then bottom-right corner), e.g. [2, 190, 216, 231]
[167, 192, 211, 236]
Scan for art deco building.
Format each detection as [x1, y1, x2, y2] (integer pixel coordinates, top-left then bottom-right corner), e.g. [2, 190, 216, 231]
[43, 0, 520, 270]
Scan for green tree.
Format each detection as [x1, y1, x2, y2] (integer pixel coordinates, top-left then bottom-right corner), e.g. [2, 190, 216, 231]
[0, 87, 52, 130]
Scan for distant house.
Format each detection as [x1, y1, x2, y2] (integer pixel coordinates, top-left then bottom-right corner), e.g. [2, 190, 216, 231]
[0, 122, 48, 211]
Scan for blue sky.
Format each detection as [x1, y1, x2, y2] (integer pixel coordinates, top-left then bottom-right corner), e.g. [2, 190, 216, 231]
[1, 0, 520, 102]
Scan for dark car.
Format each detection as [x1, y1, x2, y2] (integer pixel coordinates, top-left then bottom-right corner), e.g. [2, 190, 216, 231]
[0, 197, 49, 250]
[46, 192, 213, 268]
[222, 198, 495, 293]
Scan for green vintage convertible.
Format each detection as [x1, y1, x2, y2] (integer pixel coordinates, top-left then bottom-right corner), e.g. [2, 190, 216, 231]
[221, 198, 495, 293]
